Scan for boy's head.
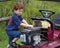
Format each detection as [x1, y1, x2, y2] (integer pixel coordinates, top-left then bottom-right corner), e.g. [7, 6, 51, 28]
[13, 2, 24, 15]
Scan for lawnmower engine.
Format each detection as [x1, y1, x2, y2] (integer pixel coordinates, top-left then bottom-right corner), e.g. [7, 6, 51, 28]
[20, 27, 41, 47]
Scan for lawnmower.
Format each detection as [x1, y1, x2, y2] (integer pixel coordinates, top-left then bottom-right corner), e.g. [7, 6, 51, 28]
[31, 10, 60, 48]
[9, 10, 60, 48]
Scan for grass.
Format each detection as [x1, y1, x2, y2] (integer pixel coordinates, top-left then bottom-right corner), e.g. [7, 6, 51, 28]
[0, 0, 60, 48]
[0, 38, 8, 48]
[0, 22, 8, 48]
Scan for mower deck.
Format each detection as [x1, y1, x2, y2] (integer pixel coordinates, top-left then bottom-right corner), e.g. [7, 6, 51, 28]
[38, 29, 60, 48]
[38, 40, 60, 48]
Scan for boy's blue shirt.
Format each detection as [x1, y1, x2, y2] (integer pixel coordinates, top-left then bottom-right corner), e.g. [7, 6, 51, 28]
[6, 13, 23, 31]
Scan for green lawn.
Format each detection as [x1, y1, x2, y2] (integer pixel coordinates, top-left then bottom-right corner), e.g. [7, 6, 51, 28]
[0, 38, 8, 48]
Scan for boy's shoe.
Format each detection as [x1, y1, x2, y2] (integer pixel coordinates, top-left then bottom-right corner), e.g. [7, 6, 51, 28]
[10, 42, 17, 48]
[7, 44, 13, 48]
[7, 42, 17, 48]
[8, 45, 13, 48]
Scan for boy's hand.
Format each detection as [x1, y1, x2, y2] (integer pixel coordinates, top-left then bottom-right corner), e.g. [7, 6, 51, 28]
[29, 25, 33, 28]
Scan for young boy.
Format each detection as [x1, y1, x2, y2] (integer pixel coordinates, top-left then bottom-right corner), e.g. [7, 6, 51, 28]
[6, 2, 33, 47]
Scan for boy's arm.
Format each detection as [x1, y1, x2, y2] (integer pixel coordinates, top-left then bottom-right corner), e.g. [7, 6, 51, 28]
[20, 22, 33, 28]
[22, 19, 29, 25]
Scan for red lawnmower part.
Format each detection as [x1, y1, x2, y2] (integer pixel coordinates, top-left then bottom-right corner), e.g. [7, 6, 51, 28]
[17, 45, 33, 48]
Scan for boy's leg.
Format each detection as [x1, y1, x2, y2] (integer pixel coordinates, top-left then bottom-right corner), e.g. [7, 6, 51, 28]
[9, 36, 14, 44]
[7, 31, 21, 43]
[12, 38, 18, 42]
[7, 36, 14, 48]
[12, 31, 21, 43]
[7, 37, 19, 48]
[7, 31, 21, 48]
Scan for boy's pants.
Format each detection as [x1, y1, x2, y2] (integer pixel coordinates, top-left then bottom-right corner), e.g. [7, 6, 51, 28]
[6, 30, 21, 44]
